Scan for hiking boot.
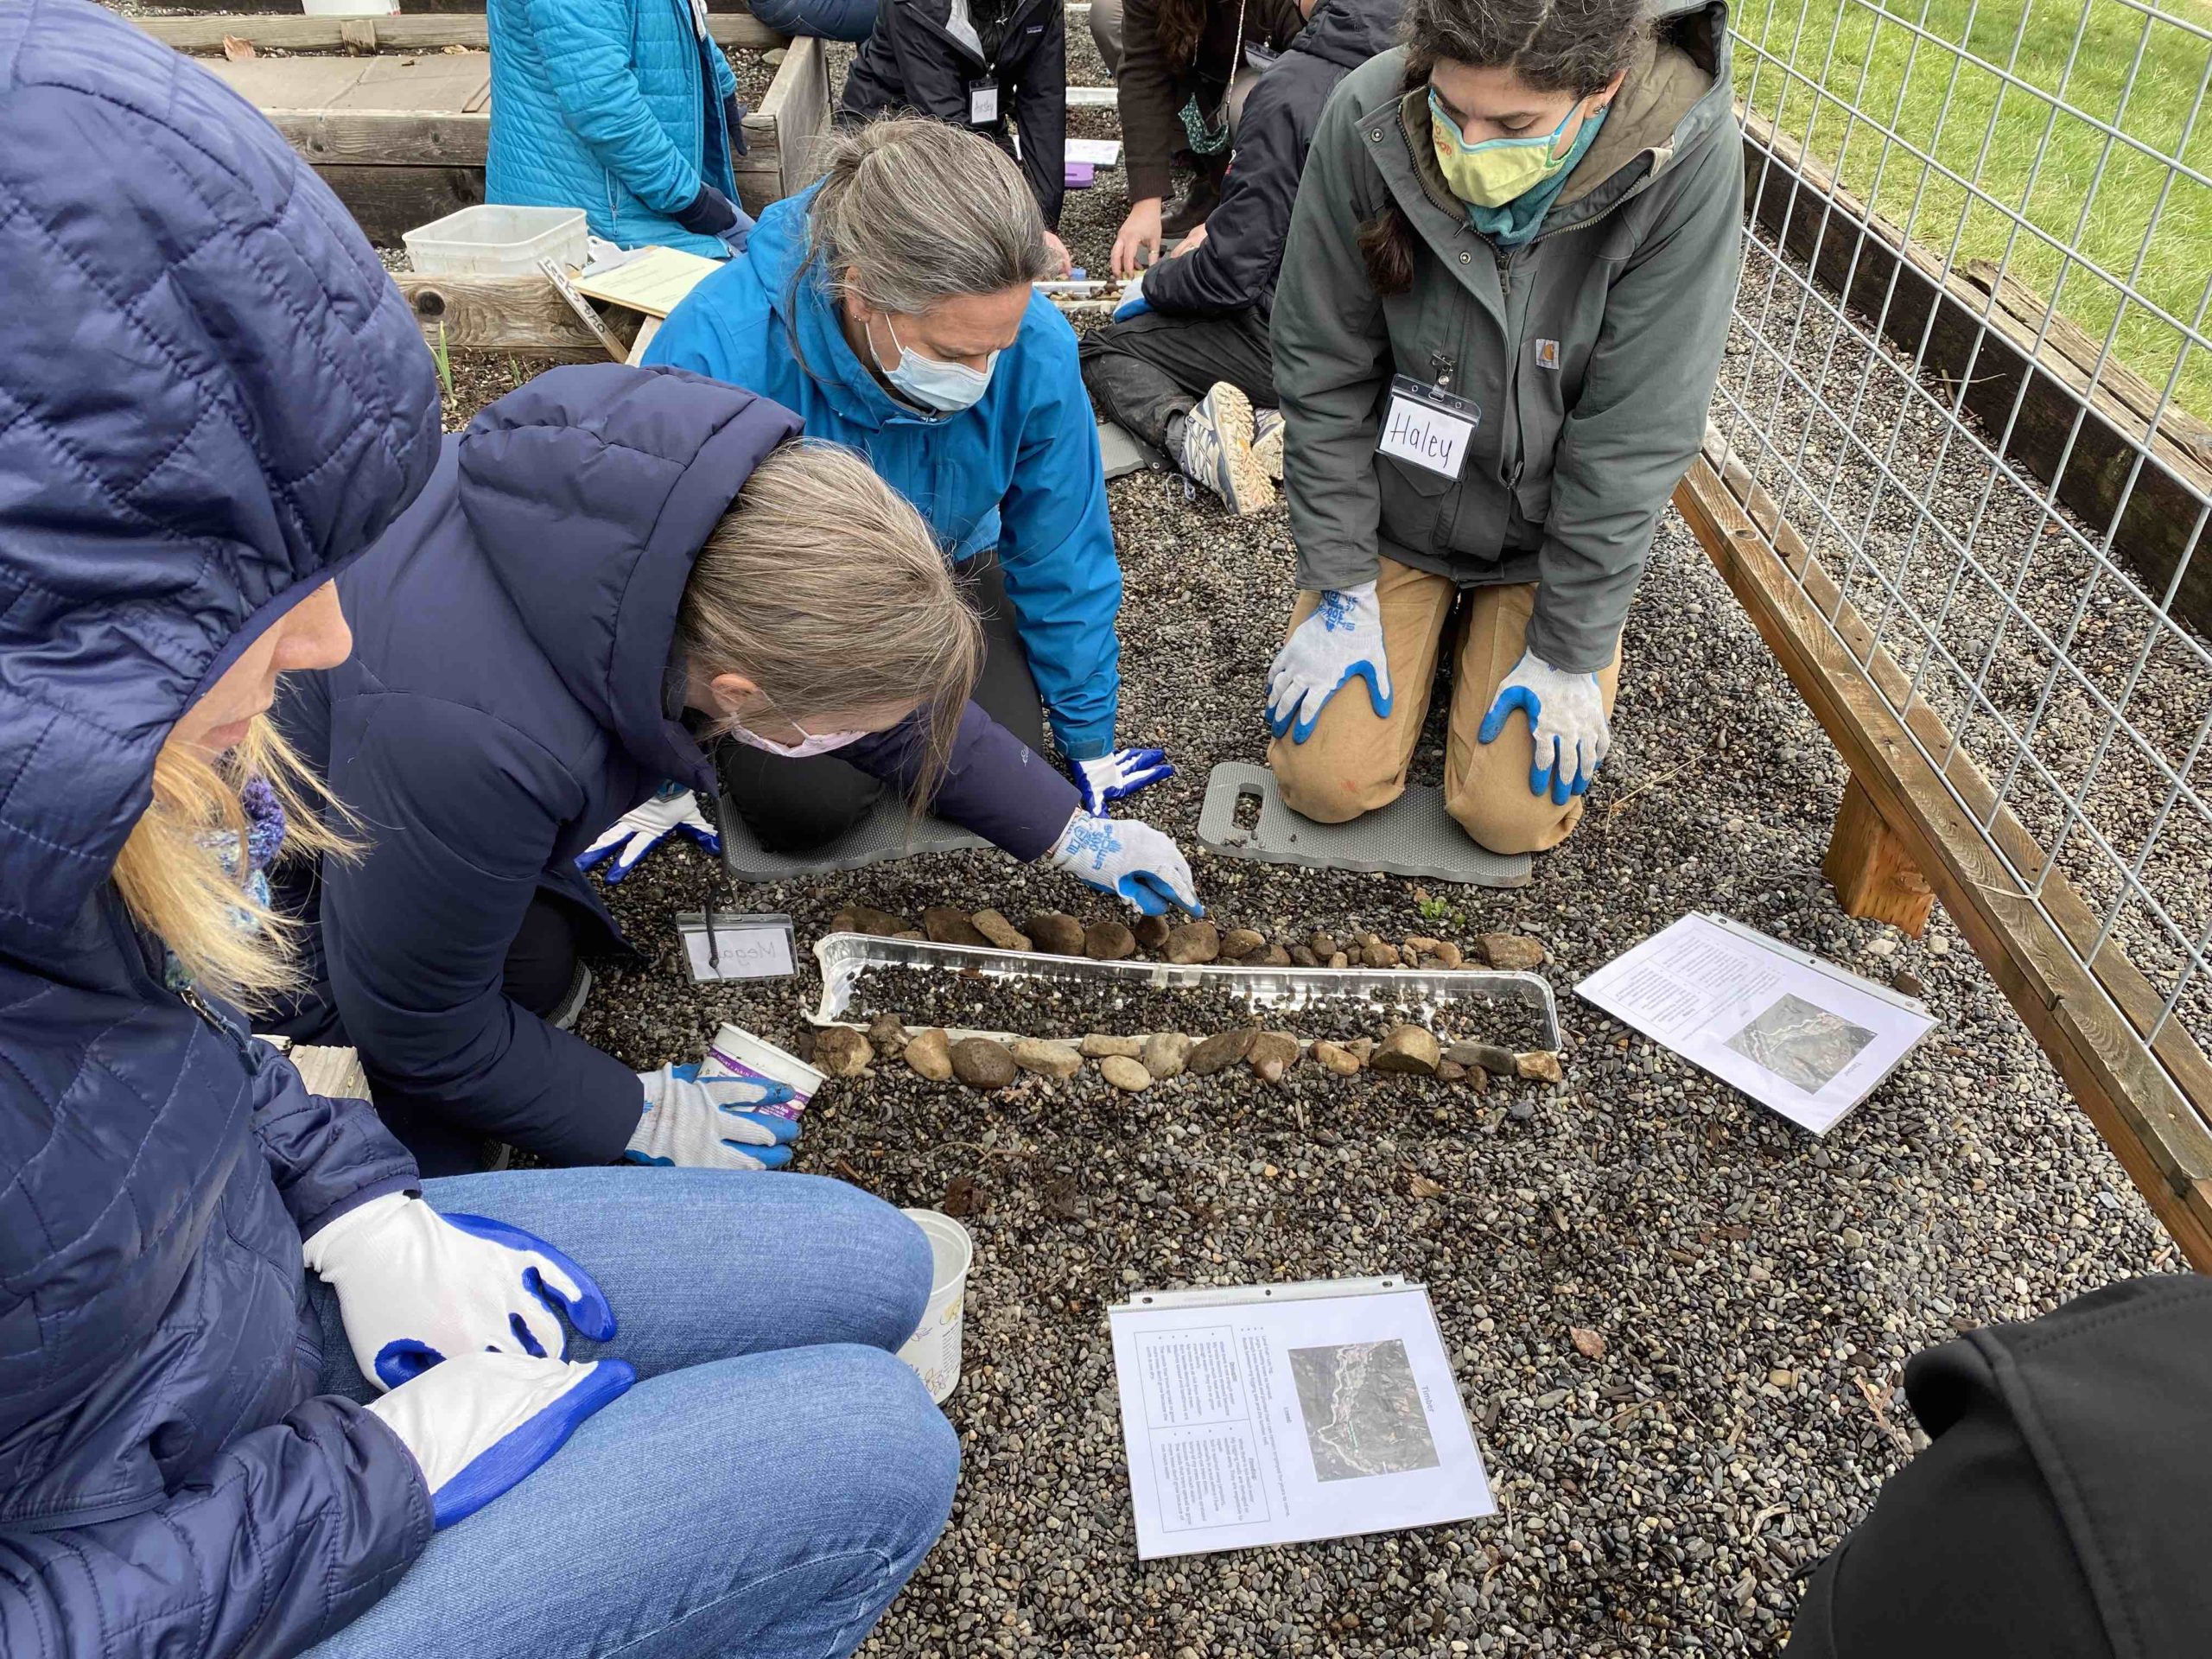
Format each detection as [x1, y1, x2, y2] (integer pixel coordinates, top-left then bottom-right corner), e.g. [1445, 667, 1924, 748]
[548, 962, 593, 1032]
[1179, 382, 1274, 515]
[1251, 406, 1284, 481]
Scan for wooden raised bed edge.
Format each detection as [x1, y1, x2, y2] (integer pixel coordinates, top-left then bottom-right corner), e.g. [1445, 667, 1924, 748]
[1738, 108, 2212, 641]
[1674, 430, 2212, 1270]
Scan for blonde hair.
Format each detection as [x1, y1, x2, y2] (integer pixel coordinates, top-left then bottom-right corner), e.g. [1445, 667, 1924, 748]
[111, 716, 354, 1009]
[675, 440, 983, 806]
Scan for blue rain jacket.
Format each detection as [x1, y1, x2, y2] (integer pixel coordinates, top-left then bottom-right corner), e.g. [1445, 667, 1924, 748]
[0, 3, 442, 1652]
[486, 0, 742, 258]
[272, 365, 1081, 1167]
[644, 185, 1125, 759]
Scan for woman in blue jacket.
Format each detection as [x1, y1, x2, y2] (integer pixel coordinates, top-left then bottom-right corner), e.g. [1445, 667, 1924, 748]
[646, 117, 1180, 839]
[486, 0, 755, 257]
[272, 364, 1201, 1178]
[0, 9, 953, 1654]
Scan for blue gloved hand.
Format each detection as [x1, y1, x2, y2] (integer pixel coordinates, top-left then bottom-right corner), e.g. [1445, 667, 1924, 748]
[1477, 646, 1611, 804]
[368, 1351, 635, 1529]
[576, 785, 720, 885]
[1114, 272, 1153, 321]
[1265, 580, 1392, 743]
[1049, 810, 1203, 918]
[303, 1192, 617, 1390]
[1076, 747, 1176, 811]
[629, 1061, 799, 1171]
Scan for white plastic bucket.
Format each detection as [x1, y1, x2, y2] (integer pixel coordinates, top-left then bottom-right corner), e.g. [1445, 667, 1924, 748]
[895, 1210, 973, 1405]
[704, 1024, 825, 1125]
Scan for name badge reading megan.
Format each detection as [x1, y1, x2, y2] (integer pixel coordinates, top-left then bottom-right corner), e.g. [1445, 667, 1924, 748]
[1377, 374, 1478, 480]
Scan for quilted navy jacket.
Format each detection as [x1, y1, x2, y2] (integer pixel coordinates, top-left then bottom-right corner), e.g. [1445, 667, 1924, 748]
[0, 3, 442, 1652]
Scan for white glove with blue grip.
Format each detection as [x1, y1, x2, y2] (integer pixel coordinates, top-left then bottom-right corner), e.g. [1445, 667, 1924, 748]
[368, 1351, 634, 1529]
[1114, 272, 1152, 321]
[1076, 747, 1176, 811]
[576, 785, 719, 885]
[1477, 647, 1610, 803]
[629, 1062, 799, 1171]
[303, 1192, 617, 1390]
[1265, 581, 1393, 743]
[1049, 810, 1204, 918]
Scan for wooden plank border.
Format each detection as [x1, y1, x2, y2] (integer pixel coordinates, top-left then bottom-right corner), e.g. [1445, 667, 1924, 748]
[1738, 109, 2211, 639]
[1673, 442, 2212, 1268]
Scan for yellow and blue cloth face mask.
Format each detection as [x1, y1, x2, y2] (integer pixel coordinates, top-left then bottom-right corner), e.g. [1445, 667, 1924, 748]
[1428, 89, 1601, 208]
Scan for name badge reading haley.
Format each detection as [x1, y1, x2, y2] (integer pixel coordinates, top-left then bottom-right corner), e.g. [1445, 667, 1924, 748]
[1377, 374, 1478, 480]
[969, 80, 1000, 124]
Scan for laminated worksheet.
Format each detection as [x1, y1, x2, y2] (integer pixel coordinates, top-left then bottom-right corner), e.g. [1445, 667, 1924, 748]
[1575, 912, 1936, 1134]
[1109, 1279, 1493, 1560]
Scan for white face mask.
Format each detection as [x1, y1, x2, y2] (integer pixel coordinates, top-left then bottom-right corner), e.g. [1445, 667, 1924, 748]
[870, 313, 997, 414]
[726, 721, 868, 759]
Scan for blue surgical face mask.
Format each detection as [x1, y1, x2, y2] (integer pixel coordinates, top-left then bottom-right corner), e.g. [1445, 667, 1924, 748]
[870, 313, 997, 414]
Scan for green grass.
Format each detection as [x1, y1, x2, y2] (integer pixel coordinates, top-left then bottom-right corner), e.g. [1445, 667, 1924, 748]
[1731, 0, 2212, 419]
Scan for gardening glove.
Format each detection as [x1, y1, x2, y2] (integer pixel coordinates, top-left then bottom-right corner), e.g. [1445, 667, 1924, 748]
[1113, 272, 1153, 321]
[1075, 747, 1176, 811]
[303, 1192, 617, 1391]
[1265, 581, 1392, 743]
[576, 784, 720, 884]
[630, 1061, 800, 1171]
[1477, 647, 1610, 804]
[368, 1351, 634, 1529]
[1049, 810, 1204, 918]
[674, 181, 754, 257]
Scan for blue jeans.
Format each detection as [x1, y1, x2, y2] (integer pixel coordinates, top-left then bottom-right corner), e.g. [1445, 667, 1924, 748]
[746, 0, 878, 41]
[302, 1170, 958, 1659]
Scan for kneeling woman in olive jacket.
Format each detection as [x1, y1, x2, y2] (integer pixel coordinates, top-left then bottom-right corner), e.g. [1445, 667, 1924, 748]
[1263, 0, 1741, 855]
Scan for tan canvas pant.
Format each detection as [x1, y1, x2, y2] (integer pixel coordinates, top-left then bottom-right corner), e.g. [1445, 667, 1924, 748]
[1268, 560, 1624, 855]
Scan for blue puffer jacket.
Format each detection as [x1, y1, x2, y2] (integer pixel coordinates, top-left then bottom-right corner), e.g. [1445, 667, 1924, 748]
[272, 365, 1081, 1170]
[0, 3, 442, 1654]
[645, 185, 1126, 760]
[486, 0, 742, 257]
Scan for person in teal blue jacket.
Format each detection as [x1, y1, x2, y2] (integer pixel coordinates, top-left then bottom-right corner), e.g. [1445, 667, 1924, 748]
[647, 118, 1175, 843]
[486, 0, 754, 258]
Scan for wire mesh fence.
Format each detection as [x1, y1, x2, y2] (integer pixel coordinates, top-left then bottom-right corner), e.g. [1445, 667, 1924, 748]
[1709, 0, 2212, 1114]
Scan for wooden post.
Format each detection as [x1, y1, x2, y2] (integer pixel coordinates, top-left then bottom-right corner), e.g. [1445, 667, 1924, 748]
[1823, 777, 1937, 936]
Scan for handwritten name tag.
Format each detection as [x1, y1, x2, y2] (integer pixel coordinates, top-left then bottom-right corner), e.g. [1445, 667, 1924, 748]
[1376, 375, 1478, 480]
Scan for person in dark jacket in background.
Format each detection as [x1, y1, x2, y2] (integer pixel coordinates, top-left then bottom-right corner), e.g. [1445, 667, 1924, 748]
[1107, 0, 1306, 276]
[839, 0, 1075, 262]
[272, 365, 1200, 1179]
[1082, 0, 1402, 514]
[1783, 1274, 2212, 1659]
[752, 0, 882, 41]
[0, 6, 956, 1655]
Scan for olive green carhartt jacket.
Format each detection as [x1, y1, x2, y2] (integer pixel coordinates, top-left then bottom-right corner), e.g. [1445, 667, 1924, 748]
[1272, 0, 1742, 672]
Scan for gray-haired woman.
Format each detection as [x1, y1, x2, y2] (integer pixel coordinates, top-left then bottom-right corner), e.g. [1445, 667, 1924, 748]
[646, 118, 1186, 858]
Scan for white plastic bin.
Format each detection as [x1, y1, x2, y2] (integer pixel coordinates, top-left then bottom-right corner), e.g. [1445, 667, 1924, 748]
[403, 206, 589, 278]
[303, 0, 399, 14]
[895, 1210, 973, 1406]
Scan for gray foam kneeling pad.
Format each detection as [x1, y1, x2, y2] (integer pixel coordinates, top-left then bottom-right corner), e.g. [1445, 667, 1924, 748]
[718, 791, 992, 883]
[1198, 762, 1532, 888]
[1098, 419, 1165, 480]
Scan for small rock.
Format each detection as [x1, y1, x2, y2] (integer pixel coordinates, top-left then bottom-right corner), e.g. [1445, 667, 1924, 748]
[830, 904, 912, 938]
[950, 1037, 1017, 1090]
[1327, 951, 1350, 969]
[1478, 932, 1548, 970]
[814, 1027, 874, 1077]
[1346, 1038, 1376, 1063]
[865, 1012, 906, 1053]
[1439, 1058, 1467, 1082]
[1403, 934, 1443, 957]
[1085, 920, 1136, 961]
[1310, 1039, 1362, 1077]
[1010, 1038, 1082, 1080]
[1769, 1368, 1797, 1389]
[923, 906, 990, 948]
[1099, 1055, 1152, 1092]
[1187, 1027, 1259, 1076]
[1133, 914, 1171, 950]
[905, 1027, 953, 1081]
[1866, 936, 1898, 957]
[1259, 944, 1294, 967]
[1408, 1173, 1446, 1201]
[1928, 935, 1950, 956]
[1248, 1031, 1302, 1083]
[1165, 920, 1220, 964]
[1361, 941, 1398, 969]
[1462, 1066, 1491, 1092]
[892, 928, 925, 941]
[1372, 1024, 1440, 1076]
[1893, 969, 1927, 999]
[969, 909, 1031, 951]
[939, 1173, 986, 1217]
[1220, 927, 1266, 958]
[1026, 912, 1086, 956]
[1446, 1041, 1518, 1076]
[1140, 1033, 1192, 1079]
[1289, 944, 1319, 967]
[1507, 1097, 1536, 1121]
[1516, 1050, 1564, 1083]
[1570, 1326, 1607, 1360]
[1079, 1033, 1145, 1058]
[763, 44, 788, 65]
[1308, 931, 1338, 959]
[1421, 940, 1465, 969]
